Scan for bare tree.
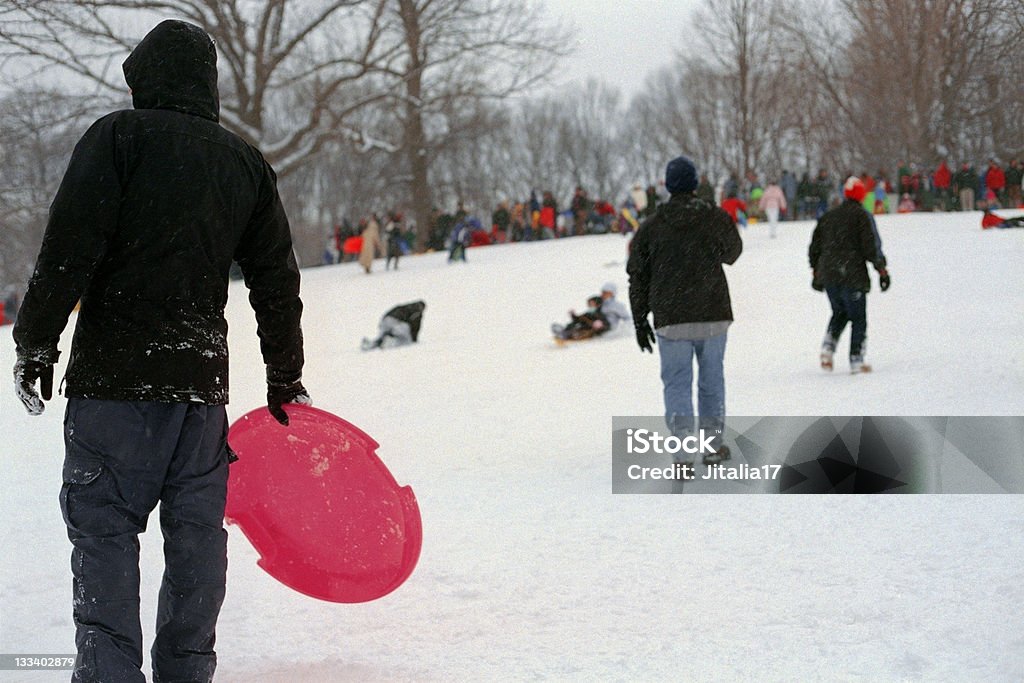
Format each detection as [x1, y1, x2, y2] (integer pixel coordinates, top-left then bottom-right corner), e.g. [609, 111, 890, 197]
[627, 61, 731, 184]
[546, 79, 626, 201]
[428, 97, 512, 212]
[692, 0, 784, 179]
[0, 0, 399, 176]
[0, 89, 101, 288]
[626, 0, 794, 187]
[379, 0, 568, 250]
[779, 0, 1024, 169]
[508, 95, 575, 199]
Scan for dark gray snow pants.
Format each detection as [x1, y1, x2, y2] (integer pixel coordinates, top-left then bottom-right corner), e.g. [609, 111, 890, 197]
[61, 398, 229, 683]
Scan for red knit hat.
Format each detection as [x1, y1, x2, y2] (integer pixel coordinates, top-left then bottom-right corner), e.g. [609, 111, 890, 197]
[844, 176, 867, 202]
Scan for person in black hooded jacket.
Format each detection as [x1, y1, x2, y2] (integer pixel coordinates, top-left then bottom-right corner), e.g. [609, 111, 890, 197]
[12, 20, 307, 683]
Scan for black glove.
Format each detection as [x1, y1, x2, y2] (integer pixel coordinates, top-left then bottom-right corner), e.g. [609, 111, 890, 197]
[878, 268, 891, 292]
[267, 376, 311, 426]
[635, 319, 656, 353]
[14, 346, 59, 416]
[811, 270, 824, 292]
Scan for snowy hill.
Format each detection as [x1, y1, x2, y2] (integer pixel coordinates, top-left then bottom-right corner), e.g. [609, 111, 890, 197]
[2, 212, 1023, 681]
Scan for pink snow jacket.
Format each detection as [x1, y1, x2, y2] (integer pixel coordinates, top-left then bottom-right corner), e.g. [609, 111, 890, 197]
[758, 184, 787, 212]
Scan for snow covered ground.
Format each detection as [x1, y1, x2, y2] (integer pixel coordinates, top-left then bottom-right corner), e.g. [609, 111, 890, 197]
[2, 211, 1023, 681]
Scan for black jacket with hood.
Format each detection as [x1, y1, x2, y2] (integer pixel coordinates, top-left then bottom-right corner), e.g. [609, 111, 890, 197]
[627, 193, 742, 329]
[808, 199, 886, 292]
[14, 20, 303, 404]
[384, 301, 426, 342]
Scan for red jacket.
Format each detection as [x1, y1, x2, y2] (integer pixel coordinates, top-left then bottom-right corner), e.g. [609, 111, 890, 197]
[720, 197, 747, 224]
[933, 162, 951, 190]
[986, 165, 1006, 192]
[539, 205, 556, 228]
[981, 212, 1005, 229]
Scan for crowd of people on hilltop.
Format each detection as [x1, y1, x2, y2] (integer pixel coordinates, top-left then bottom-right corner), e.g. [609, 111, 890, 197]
[883, 157, 1023, 213]
[314, 155, 1023, 270]
[320, 185, 667, 267]
[324, 212, 416, 271]
[716, 156, 1023, 224]
[322, 187, 659, 266]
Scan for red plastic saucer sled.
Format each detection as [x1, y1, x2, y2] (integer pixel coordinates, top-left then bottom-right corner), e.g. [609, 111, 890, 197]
[225, 404, 422, 603]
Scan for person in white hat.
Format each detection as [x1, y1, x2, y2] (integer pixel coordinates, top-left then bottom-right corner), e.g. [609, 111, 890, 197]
[599, 282, 630, 330]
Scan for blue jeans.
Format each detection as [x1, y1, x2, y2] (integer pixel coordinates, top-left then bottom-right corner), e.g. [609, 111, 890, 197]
[824, 286, 867, 358]
[657, 332, 727, 439]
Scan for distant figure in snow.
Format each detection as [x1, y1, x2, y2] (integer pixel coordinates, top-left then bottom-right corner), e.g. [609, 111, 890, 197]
[781, 170, 798, 220]
[954, 162, 978, 212]
[720, 188, 748, 227]
[361, 301, 426, 350]
[630, 183, 648, 216]
[897, 193, 916, 213]
[758, 181, 788, 238]
[323, 226, 341, 264]
[809, 176, 890, 374]
[872, 180, 889, 214]
[598, 282, 631, 331]
[448, 217, 474, 262]
[360, 215, 383, 273]
[1005, 158, 1022, 208]
[384, 212, 404, 270]
[552, 295, 610, 341]
[981, 208, 1024, 229]
[539, 191, 557, 239]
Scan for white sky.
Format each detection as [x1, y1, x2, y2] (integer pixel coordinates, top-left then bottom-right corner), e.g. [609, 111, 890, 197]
[544, 0, 703, 98]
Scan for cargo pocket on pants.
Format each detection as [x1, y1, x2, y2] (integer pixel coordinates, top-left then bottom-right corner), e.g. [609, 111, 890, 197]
[60, 450, 106, 536]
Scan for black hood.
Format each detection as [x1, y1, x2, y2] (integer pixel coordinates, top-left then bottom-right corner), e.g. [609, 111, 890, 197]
[123, 20, 219, 122]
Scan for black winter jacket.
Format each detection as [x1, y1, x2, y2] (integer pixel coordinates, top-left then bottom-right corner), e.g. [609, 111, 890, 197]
[953, 167, 979, 192]
[384, 301, 426, 342]
[808, 199, 886, 292]
[13, 20, 303, 404]
[1004, 164, 1022, 188]
[627, 193, 742, 328]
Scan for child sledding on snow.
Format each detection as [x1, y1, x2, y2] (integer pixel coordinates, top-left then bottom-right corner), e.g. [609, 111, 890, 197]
[361, 300, 426, 350]
[551, 295, 610, 341]
[981, 207, 1024, 229]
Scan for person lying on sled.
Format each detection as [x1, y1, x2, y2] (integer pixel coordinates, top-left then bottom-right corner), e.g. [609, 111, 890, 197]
[552, 295, 610, 341]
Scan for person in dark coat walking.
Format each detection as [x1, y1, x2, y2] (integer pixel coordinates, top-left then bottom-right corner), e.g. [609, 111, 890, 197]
[628, 156, 742, 469]
[809, 176, 890, 374]
[384, 212, 404, 270]
[12, 20, 308, 683]
[954, 163, 979, 211]
[781, 170, 797, 220]
[1006, 158, 1023, 208]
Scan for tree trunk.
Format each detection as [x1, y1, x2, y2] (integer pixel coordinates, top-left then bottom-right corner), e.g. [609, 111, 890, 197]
[398, 0, 433, 253]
